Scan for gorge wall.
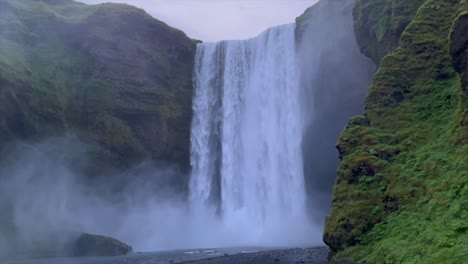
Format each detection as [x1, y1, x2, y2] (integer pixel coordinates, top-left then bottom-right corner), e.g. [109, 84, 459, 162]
[0, 0, 466, 262]
[324, 0, 468, 263]
[0, 0, 196, 257]
[295, 0, 375, 225]
[0, 0, 196, 174]
[0, 0, 378, 256]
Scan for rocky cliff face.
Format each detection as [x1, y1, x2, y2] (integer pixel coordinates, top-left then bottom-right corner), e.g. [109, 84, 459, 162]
[450, 9, 468, 131]
[325, 0, 468, 263]
[295, 0, 375, 224]
[0, 0, 196, 173]
[353, 0, 425, 64]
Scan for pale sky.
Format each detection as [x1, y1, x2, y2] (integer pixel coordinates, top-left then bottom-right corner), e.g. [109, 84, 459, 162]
[78, 0, 318, 42]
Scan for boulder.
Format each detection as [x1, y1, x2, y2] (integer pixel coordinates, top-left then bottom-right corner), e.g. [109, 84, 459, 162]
[71, 233, 132, 257]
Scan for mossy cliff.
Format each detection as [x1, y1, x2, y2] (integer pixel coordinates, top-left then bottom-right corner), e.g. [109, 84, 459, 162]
[0, 0, 196, 172]
[324, 0, 468, 263]
[353, 0, 426, 64]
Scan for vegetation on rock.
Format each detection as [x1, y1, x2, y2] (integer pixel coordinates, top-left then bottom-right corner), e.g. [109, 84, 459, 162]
[353, 0, 426, 64]
[0, 0, 196, 173]
[325, 0, 468, 263]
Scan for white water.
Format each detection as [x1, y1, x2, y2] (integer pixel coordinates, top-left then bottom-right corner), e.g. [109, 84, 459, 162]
[0, 24, 319, 258]
[190, 24, 315, 246]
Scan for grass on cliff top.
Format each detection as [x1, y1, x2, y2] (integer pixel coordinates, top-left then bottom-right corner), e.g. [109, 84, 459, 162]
[328, 0, 468, 263]
[2, 0, 163, 23]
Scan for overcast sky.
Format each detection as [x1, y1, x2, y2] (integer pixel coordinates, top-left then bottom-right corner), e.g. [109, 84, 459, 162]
[78, 0, 318, 42]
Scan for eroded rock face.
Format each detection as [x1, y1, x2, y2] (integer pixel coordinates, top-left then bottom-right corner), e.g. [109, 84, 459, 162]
[295, 0, 376, 228]
[71, 233, 132, 257]
[353, 0, 425, 64]
[450, 11, 468, 146]
[0, 0, 196, 173]
[450, 14, 468, 88]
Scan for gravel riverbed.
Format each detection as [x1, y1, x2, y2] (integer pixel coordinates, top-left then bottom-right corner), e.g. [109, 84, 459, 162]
[4, 247, 354, 264]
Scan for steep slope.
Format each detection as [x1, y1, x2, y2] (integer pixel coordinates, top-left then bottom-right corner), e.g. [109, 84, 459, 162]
[325, 0, 468, 263]
[295, 0, 375, 224]
[0, 0, 196, 173]
[353, 0, 425, 64]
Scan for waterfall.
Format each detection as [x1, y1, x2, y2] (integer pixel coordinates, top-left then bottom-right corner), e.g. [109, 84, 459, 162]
[190, 24, 312, 245]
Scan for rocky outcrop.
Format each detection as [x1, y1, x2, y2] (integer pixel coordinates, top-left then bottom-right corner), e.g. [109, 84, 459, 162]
[71, 233, 132, 257]
[0, 0, 196, 173]
[325, 0, 468, 263]
[353, 0, 425, 64]
[450, 13, 468, 87]
[450, 9, 468, 145]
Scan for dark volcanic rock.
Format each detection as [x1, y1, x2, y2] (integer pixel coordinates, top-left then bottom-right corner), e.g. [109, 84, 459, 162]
[294, 0, 375, 236]
[72, 233, 132, 257]
[0, 0, 196, 173]
[450, 11, 468, 145]
[450, 13, 468, 88]
[352, 0, 425, 64]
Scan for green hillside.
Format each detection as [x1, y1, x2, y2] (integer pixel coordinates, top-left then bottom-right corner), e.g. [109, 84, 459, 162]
[324, 0, 468, 263]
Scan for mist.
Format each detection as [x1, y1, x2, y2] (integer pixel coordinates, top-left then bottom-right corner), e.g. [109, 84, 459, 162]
[0, 137, 195, 257]
[297, 0, 375, 224]
[0, 136, 320, 259]
[0, 0, 378, 259]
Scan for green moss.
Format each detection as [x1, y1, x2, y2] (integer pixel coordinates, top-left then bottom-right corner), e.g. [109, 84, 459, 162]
[353, 0, 426, 64]
[326, 0, 468, 263]
[0, 0, 196, 170]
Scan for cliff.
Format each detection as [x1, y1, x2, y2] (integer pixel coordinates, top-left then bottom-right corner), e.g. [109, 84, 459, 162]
[324, 0, 468, 263]
[295, 0, 376, 224]
[0, 0, 196, 173]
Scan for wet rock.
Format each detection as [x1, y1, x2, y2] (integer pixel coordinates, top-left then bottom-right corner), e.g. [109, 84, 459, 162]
[71, 233, 132, 257]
